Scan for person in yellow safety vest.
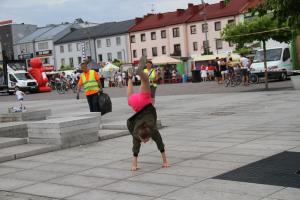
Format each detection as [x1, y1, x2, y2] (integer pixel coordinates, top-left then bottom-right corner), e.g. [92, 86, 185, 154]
[76, 61, 102, 112]
[143, 60, 158, 105]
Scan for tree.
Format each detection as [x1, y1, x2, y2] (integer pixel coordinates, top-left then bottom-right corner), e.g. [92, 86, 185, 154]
[256, 0, 300, 30]
[222, 15, 292, 89]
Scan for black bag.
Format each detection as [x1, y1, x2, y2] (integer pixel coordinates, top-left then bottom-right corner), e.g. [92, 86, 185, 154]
[98, 92, 112, 115]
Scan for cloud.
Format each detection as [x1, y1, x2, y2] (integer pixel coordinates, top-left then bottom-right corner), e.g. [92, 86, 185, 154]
[0, 0, 220, 26]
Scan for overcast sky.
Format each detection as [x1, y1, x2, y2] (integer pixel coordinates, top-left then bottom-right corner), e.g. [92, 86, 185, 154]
[0, 0, 219, 26]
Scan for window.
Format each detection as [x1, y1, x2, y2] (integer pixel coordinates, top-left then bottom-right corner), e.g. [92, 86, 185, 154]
[107, 53, 112, 61]
[173, 44, 181, 56]
[68, 44, 72, 52]
[133, 50, 137, 58]
[173, 27, 180, 37]
[283, 48, 290, 61]
[130, 35, 136, 43]
[69, 57, 74, 67]
[203, 40, 209, 49]
[151, 32, 156, 40]
[41, 58, 49, 64]
[193, 42, 198, 51]
[60, 46, 64, 53]
[142, 48, 147, 57]
[38, 42, 48, 50]
[162, 46, 166, 55]
[61, 58, 65, 66]
[116, 37, 121, 45]
[216, 39, 223, 49]
[215, 21, 221, 31]
[106, 39, 111, 47]
[161, 30, 167, 38]
[152, 47, 158, 57]
[117, 51, 122, 60]
[78, 57, 82, 64]
[228, 19, 235, 25]
[202, 23, 208, 33]
[229, 41, 234, 47]
[76, 43, 81, 51]
[85, 41, 89, 49]
[141, 33, 146, 42]
[98, 54, 103, 62]
[97, 40, 101, 48]
[9, 74, 17, 82]
[190, 25, 197, 34]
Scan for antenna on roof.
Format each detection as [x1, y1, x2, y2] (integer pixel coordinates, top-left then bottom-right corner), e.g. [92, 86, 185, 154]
[151, 3, 155, 14]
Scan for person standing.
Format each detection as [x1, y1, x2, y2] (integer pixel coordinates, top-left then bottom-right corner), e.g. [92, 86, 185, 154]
[15, 86, 26, 111]
[76, 61, 102, 112]
[143, 61, 158, 105]
[240, 54, 250, 86]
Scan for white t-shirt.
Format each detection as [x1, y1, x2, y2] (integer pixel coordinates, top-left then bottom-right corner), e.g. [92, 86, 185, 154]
[240, 57, 249, 69]
[16, 90, 24, 101]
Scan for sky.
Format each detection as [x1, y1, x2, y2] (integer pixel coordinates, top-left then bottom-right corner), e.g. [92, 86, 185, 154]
[0, 0, 219, 26]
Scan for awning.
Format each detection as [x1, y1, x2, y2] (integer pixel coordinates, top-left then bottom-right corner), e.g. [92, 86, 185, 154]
[191, 55, 216, 61]
[151, 55, 181, 65]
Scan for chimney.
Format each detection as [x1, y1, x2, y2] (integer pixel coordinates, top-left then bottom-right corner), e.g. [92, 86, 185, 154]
[135, 17, 143, 24]
[157, 13, 163, 19]
[188, 3, 194, 10]
[176, 9, 185, 16]
[220, 1, 226, 9]
[192, 5, 199, 14]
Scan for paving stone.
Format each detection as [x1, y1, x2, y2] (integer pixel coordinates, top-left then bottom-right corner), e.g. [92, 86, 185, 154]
[0, 166, 22, 176]
[0, 160, 47, 169]
[176, 159, 244, 170]
[190, 179, 283, 197]
[48, 174, 117, 188]
[3, 169, 66, 182]
[102, 180, 180, 197]
[78, 167, 142, 179]
[57, 157, 113, 167]
[128, 173, 205, 187]
[0, 177, 35, 190]
[15, 183, 87, 199]
[102, 160, 161, 172]
[67, 189, 152, 200]
[162, 187, 261, 200]
[269, 188, 300, 200]
[200, 153, 265, 163]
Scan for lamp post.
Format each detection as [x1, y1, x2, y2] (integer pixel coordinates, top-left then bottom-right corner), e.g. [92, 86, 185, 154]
[201, 0, 210, 55]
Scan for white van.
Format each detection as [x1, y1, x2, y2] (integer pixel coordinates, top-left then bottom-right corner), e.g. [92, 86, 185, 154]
[7, 65, 38, 94]
[251, 44, 292, 80]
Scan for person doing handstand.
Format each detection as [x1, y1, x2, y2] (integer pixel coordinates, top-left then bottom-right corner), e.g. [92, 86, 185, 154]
[127, 56, 169, 171]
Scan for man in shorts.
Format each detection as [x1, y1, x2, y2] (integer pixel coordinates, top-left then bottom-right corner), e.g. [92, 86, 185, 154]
[240, 54, 250, 86]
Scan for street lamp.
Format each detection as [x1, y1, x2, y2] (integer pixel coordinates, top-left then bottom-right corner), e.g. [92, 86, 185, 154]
[200, 0, 210, 55]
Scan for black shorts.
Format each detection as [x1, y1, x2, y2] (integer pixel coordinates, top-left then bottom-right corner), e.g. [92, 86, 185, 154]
[241, 69, 248, 76]
[150, 86, 157, 98]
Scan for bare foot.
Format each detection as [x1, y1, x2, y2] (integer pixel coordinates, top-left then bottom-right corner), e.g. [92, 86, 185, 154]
[162, 162, 169, 168]
[131, 165, 138, 171]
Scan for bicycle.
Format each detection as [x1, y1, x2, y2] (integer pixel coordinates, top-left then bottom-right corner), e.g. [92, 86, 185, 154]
[55, 80, 67, 94]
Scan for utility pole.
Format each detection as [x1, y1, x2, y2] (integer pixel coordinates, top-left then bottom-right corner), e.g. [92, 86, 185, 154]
[201, 0, 209, 55]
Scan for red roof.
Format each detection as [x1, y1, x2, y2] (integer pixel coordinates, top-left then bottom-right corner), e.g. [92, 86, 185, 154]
[240, 0, 264, 13]
[188, 0, 249, 23]
[129, 4, 204, 32]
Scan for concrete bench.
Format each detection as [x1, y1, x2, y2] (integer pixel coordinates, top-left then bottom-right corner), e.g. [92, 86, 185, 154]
[0, 109, 51, 122]
[27, 116, 100, 148]
[0, 122, 28, 138]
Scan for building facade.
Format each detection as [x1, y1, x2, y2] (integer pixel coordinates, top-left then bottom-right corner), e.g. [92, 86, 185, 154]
[0, 20, 37, 60]
[54, 20, 135, 69]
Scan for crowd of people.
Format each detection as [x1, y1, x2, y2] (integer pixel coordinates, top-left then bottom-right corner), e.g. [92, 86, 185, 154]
[197, 55, 253, 86]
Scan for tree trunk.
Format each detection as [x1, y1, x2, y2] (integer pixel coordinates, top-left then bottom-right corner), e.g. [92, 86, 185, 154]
[263, 40, 268, 90]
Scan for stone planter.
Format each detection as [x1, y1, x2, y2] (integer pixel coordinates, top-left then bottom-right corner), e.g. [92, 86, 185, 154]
[291, 75, 300, 90]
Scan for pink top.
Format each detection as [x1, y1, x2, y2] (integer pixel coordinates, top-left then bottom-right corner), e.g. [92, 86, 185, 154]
[128, 92, 152, 113]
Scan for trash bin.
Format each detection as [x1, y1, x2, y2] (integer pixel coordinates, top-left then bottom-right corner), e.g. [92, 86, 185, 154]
[182, 74, 188, 83]
[191, 70, 201, 82]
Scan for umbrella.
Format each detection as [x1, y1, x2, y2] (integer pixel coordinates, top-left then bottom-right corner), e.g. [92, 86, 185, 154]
[102, 62, 119, 72]
[152, 55, 181, 65]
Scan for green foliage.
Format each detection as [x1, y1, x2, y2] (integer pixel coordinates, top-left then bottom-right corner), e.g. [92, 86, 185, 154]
[234, 47, 251, 56]
[222, 15, 292, 45]
[59, 65, 74, 71]
[256, 0, 300, 30]
[112, 59, 122, 67]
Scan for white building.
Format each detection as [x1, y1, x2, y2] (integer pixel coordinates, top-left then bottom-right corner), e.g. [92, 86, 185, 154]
[54, 20, 135, 69]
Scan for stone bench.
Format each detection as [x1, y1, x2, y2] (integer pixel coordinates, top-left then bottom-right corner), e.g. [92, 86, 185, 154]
[0, 122, 28, 138]
[0, 109, 51, 122]
[27, 116, 100, 148]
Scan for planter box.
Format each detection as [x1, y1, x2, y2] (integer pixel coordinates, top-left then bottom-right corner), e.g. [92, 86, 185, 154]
[291, 75, 300, 90]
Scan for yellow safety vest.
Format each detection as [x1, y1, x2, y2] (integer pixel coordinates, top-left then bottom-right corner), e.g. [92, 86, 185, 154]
[144, 68, 157, 87]
[81, 70, 99, 93]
